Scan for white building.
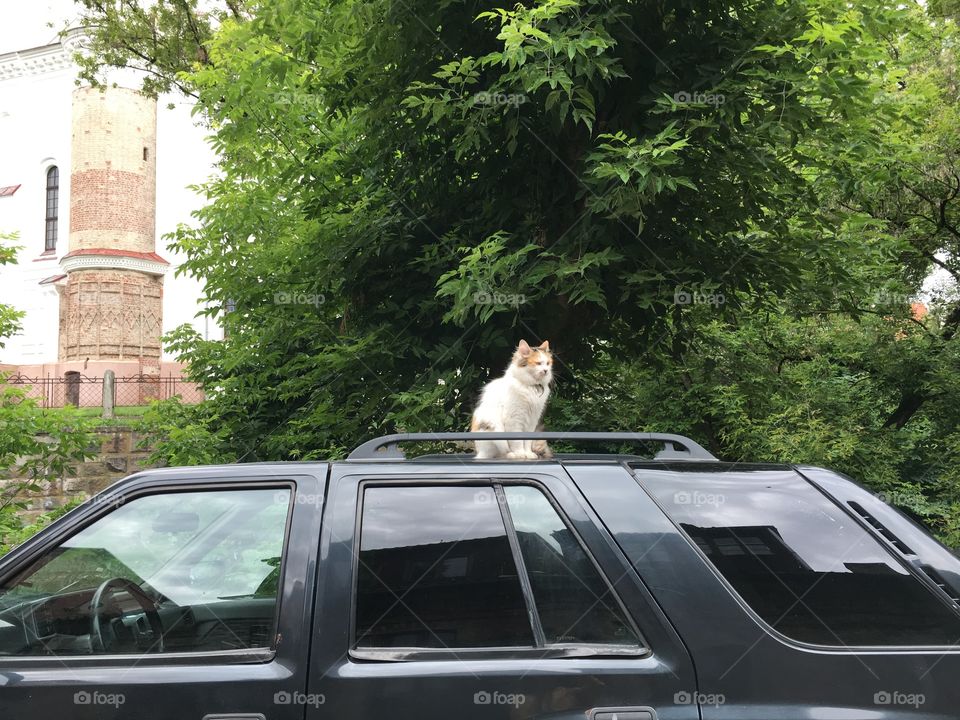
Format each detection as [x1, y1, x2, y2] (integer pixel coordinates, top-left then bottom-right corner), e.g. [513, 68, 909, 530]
[0, 15, 220, 383]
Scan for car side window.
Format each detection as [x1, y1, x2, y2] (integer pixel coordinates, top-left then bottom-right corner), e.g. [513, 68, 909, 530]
[354, 483, 642, 655]
[355, 486, 532, 649]
[0, 487, 291, 657]
[504, 486, 639, 646]
[638, 466, 960, 646]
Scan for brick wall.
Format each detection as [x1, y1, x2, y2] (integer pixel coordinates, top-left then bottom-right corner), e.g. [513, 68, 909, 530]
[59, 270, 163, 361]
[59, 85, 164, 365]
[70, 169, 156, 244]
[69, 86, 157, 254]
[3, 426, 157, 521]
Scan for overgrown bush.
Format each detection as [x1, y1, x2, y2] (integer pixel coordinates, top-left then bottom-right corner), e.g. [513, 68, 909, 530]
[0, 386, 97, 554]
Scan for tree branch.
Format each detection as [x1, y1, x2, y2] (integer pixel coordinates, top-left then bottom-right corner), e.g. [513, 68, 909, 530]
[173, 0, 210, 66]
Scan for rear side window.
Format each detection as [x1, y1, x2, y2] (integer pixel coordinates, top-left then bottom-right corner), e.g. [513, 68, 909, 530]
[505, 486, 638, 645]
[637, 466, 960, 646]
[355, 484, 641, 654]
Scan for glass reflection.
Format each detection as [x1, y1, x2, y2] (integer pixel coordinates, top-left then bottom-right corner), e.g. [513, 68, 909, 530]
[640, 466, 960, 646]
[505, 486, 639, 645]
[356, 486, 533, 648]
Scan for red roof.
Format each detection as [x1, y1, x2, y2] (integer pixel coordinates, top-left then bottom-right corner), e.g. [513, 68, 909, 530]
[0, 184, 21, 197]
[62, 248, 170, 265]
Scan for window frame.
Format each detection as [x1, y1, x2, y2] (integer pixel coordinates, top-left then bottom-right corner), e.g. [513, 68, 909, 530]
[43, 166, 59, 253]
[349, 478, 648, 662]
[628, 462, 960, 652]
[0, 481, 297, 668]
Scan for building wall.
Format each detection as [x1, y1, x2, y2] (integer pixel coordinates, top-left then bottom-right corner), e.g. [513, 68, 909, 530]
[0, 426, 159, 519]
[0, 45, 73, 366]
[59, 269, 164, 362]
[0, 32, 223, 375]
[69, 86, 157, 255]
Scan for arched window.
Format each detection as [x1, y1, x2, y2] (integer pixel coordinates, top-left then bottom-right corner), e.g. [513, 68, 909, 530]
[44, 166, 59, 252]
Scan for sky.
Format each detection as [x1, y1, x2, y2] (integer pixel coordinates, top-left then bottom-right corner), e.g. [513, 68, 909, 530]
[0, 0, 80, 55]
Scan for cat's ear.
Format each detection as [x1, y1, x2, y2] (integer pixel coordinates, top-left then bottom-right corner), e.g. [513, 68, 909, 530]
[517, 339, 532, 356]
[538, 340, 550, 351]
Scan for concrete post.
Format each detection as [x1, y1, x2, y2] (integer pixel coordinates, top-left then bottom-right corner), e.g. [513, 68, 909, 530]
[64, 371, 80, 406]
[102, 369, 116, 419]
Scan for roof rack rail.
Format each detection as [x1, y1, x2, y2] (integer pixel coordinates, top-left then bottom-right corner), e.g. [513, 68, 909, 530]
[348, 432, 717, 461]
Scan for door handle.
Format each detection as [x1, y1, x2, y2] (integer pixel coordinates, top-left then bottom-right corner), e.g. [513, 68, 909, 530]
[202, 715, 266, 720]
[589, 708, 656, 720]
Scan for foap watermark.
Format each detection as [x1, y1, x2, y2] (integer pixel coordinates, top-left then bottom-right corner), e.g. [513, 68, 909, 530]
[274, 291, 325, 308]
[275, 91, 322, 109]
[274, 691, 325, 708]
[89, 494, 125, 510]
[673, 90, 726, 107]
[274, 490, 324, 507]
[474, 490, 526, 507]
[871, 289, 916, 307]
[874, 490, 915, 507]
[674, 490, 725, 508]
[473, 690, 526, 708]
[674, 690, 725, 707]
[473, 91, 528, 108]
[674, 286, 726, 307]
[872, 89, 911, 105]
[473, 290, 526, 307]
[74, 691, 125, 708]
[874, 690, 925, 708]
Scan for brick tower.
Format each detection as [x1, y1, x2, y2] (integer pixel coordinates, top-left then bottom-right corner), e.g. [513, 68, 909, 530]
[59, 86, 167, 384]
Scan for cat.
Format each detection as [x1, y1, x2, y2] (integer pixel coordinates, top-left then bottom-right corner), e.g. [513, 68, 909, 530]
[471, 339, 553, 459]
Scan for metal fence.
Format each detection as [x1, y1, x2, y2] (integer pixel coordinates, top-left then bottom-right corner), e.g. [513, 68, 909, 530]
[2, 373, 204, 409]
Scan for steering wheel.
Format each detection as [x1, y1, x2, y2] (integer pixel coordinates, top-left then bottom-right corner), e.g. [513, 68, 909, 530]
[89, 577, 165, 653]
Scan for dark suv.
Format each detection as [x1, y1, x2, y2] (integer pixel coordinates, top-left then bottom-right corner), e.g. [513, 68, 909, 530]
[0, 432, 958, 719]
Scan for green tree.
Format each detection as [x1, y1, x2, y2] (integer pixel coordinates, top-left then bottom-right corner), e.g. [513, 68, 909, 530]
[71, 0, 244, 97]
[0, 236, 97, 554]
[73, 0, 960, 547]
[0, 235, 24, 343]
[98, 0, 919, 460]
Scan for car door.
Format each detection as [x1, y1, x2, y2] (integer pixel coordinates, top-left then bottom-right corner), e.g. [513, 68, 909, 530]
[571, 461, 960, 720]
[307, 461, 699, 720]
[0, 464, 325, 720]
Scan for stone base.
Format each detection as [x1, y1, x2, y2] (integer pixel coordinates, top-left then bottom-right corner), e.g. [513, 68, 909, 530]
[1, 426, 159, 522]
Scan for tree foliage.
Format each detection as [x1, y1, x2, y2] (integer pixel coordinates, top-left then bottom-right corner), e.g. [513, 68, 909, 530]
[74, 1, 960, 543]
[0, 237, 96, 553]
[0, 234, 25, 344]
[71, 0, 243, 97]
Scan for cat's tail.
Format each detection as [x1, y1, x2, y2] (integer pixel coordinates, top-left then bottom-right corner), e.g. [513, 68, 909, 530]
[531, 423, 553, 459]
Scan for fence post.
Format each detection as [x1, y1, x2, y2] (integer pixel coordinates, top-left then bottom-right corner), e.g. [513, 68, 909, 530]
[64, 371, 80, 406]
[102, 370, 116, 419]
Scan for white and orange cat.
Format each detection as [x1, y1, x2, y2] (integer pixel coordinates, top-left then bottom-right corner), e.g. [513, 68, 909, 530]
[471, 339, 553, 459]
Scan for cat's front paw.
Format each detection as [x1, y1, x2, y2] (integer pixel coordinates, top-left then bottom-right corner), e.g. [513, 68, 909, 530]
[506, 450, 539, 460]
